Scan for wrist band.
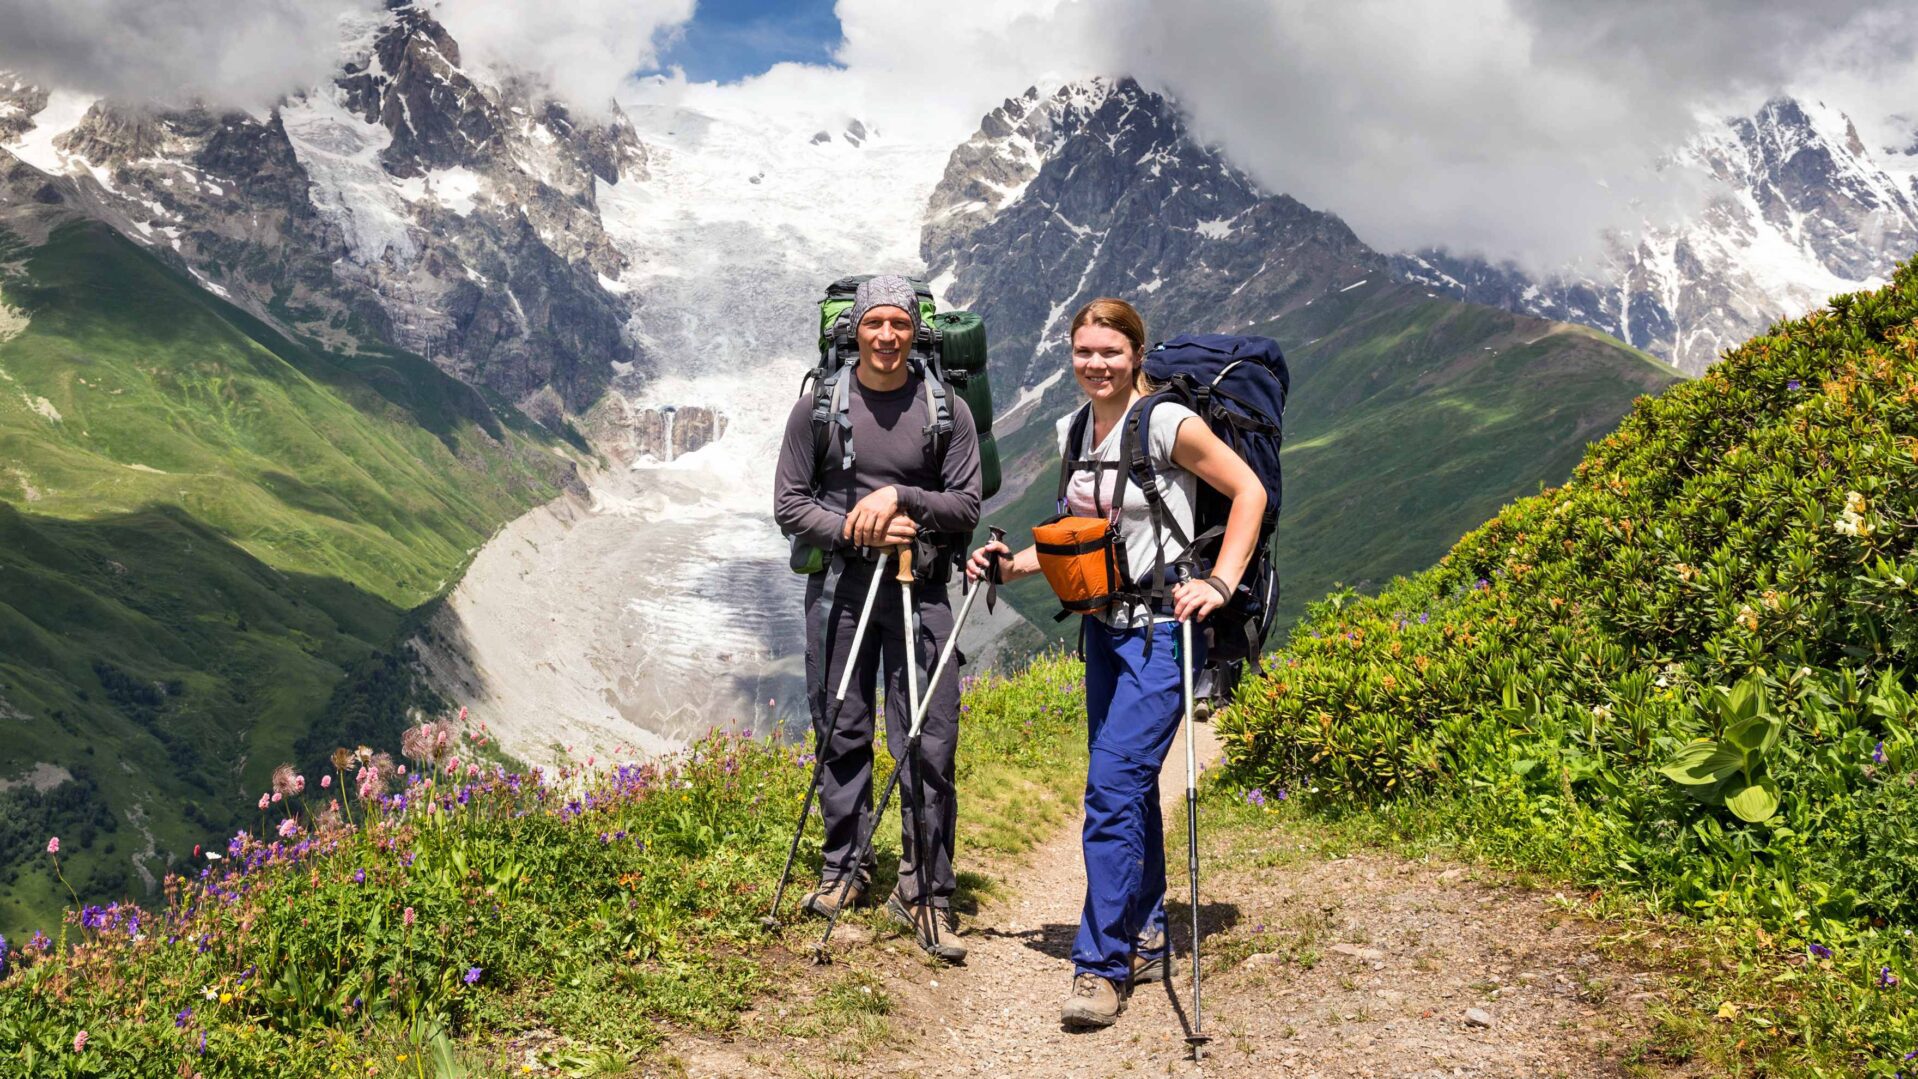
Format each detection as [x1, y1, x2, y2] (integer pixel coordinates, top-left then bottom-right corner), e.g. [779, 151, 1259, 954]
[1201, 575, 1232, 603]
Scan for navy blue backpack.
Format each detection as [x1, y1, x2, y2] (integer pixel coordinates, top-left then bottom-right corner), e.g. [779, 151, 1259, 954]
[1125, 333, 1289, 707]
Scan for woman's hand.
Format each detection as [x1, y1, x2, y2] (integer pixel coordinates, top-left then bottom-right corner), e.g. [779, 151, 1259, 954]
[1171, 575, 1233, 623]
[842, 485, 903, 547]
[966, 538, 1012, 582]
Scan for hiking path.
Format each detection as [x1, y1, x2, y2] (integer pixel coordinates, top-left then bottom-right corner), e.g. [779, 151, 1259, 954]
[654, 724, 1695, 1078]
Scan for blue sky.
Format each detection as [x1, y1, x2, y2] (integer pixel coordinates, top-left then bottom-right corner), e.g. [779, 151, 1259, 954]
[652, 0, 844, 84]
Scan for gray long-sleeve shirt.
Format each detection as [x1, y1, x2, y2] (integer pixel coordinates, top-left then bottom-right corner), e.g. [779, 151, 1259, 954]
[774, 372, 981, 550]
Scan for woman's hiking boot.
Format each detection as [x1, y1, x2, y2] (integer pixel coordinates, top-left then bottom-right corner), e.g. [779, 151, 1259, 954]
[885, 888, 966, 964]
[1129, 925, 1168, 987]
[1060, 972, 1125, 1028]
[801, 877, 864, 919]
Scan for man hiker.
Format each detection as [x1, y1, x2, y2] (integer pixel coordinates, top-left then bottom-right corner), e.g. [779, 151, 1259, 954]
[773, 274, 982, 962]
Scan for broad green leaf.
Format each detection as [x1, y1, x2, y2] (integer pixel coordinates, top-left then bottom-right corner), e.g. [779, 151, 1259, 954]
[1725, 714, 1780, 754]
[1659, 740, 1744, 786]
[1725, 776, 1781, 823]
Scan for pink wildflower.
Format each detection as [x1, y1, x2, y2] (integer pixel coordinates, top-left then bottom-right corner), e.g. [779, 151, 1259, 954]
[271, 792, 282, 804]
[403, 907, 416, 927]
[257, 793, 270, 811]
[277, 818, 300, 839]
[46, 836, 58, 855]
[320, 774, 332, 789]
[458, 705, 468, 721]
[73, 1030, 87, 1052]
[444, 757, 461, 776]
[467, 764, 481, 779]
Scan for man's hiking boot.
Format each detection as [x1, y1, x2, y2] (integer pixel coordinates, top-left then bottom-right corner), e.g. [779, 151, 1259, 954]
[885, 889, 966, 964]
[1130, 925, 1168, 987]
[801, 878, 864, 919]
[1060, 972, 1124, 1028]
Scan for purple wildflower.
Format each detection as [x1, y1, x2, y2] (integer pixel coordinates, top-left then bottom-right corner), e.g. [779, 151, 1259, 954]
[353, 868, 365, 884]
[175, 1007, 193, 1028]
[1881, 966, 1901, 989]
[1245, 788, 1266, 808]
[464, 966, 482, 985]
[1786, 379, 1802, 391]
[1874, 741, 1887, 765]
[1808, 943, 1832, 959]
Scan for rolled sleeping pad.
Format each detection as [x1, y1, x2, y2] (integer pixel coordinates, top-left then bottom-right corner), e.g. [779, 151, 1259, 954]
[930, 311, 987, 373]
[979, 434, 1001, 501]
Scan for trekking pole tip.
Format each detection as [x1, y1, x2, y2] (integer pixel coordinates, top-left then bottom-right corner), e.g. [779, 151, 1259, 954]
[809, 943, 833, 966]
[758, 915, 781, 932]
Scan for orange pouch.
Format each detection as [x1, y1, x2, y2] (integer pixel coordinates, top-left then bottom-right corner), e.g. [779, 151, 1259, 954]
[1033, 513, 1120, 613]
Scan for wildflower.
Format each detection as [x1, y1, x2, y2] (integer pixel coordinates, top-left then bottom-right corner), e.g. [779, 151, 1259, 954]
[277, 818, 301, 839]
[1809, 943, 1832, 959]
[321, 774, 332, 789]
[1881, 966, 1901, 988]
[1786, 379, 1802, 391]
[0, 932, 8, 979]
[206, 851, 222, 862]
[258, 793, 271, 811]
[464, 967, 482, 985]
[403, 906, 416, 927]
[271, 764, 300, 798]
[73, 1031, 86, 1053]
[1245, 788, 1266, 808]
[1875, 741, 1888, 765]
[354, 868, 365, 884]
[175, 1006, 193, 1028]
[46, 837, 58, 855]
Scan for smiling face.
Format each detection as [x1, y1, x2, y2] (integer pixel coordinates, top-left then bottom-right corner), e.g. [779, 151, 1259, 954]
[856, 306, 916, 380]
[1071, 323, 1139, 406]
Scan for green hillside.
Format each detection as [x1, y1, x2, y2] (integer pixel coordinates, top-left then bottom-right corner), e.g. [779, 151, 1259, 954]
[0, 222, 572, 934]
[983, 281, 1678, 641]
[1221, 262, 1918, 1070]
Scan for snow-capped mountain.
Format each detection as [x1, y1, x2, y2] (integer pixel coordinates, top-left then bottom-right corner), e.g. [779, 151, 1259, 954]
[0, 1, 641, 418]
[925, 78, 1384, 400]
[1398, 97, 1918, 375]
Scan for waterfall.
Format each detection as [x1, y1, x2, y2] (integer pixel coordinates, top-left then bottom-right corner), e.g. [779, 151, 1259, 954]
[661, 406, 677, 463]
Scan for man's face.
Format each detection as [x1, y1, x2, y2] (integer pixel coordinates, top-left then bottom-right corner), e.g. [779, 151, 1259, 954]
[856, 306, 915, 377]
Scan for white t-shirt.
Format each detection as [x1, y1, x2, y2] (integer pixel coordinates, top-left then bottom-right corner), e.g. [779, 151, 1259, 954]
[1054, 400, 1200, 627]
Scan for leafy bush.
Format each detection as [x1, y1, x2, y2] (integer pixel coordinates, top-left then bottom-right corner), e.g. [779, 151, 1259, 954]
[1219, 256, 1918, 1071]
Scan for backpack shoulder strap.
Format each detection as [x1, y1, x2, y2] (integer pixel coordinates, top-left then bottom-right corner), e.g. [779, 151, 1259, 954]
[1056, 404, 1092, 510]
[811, 364, 856, 483]
[921, 363, 953, 465]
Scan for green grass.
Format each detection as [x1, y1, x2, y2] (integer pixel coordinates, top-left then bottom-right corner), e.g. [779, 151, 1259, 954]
[0, 221, 572, 935]
[0, 651, 1093, 1077]
[980, 281, 1678, 650]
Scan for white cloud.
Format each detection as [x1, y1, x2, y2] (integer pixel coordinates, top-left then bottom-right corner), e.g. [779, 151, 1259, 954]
[0, 0, 378, 109]
[434, 0, 695, 117]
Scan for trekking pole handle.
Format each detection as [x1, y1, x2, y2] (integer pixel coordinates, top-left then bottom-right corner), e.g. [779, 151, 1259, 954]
[988, 526, 1007, 583]
[895, 544, 913, 584]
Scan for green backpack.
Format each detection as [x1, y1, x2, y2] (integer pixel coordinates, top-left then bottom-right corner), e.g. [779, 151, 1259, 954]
[790, 274, 1001, 575]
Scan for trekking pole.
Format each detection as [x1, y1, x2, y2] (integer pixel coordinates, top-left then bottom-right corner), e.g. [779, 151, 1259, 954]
[1179, 596, 1212, 1058]
[761, 555, 890, 932]
[813, 554, 989, 962]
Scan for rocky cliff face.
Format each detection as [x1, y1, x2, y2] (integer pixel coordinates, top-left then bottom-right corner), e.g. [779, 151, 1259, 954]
[924, 78, 1384, 398]
[0, 1, 645, 417]
[582, 399, 729, 466]
[1397, 97, 1918, 375]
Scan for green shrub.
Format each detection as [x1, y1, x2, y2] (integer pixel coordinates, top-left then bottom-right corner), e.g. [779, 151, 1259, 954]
[1219, 255, 1918, 1072]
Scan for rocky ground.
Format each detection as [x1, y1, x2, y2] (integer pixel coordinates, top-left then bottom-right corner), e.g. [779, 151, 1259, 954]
[645, 726, 1696, 1078]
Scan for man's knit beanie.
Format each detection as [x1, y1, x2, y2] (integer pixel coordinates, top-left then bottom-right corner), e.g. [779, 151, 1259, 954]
[848, 275, 921, 337]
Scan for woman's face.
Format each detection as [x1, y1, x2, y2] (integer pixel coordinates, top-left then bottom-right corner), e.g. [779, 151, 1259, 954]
[1071, 323, 1137, 406]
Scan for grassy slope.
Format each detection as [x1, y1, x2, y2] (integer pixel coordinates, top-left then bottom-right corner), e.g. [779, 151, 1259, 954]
[1219, 261, 1918, 1072]
[0, 222, 569, 933]
[984, 281, 1678, 644]
[0, 656, 1091, 1077]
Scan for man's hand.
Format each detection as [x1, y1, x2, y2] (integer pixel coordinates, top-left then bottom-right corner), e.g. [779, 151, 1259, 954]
[880, 514, 919, 545]
[842, 485, 904, 547]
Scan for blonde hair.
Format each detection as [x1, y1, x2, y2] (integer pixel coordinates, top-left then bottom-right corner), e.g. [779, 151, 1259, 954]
[1070, 298, 1151, 392]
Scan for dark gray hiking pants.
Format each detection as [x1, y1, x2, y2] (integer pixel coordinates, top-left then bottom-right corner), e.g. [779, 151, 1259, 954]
[804, 552, 961, 908]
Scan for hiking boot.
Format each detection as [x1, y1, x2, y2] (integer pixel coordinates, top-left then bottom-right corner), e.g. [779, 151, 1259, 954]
[885, 889, 967, 964]
[1060, 972, 1124, 1028]
[1130, 924, 1168, 987]
[801, 877, 864, 919]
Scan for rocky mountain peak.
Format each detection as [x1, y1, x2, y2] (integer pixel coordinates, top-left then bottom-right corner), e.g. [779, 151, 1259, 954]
[926, 75, 1379, 395]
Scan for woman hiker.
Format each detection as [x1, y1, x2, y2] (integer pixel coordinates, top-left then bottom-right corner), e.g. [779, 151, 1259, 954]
[773, 274, 982, 963]
[967, 298, 1265, 1026]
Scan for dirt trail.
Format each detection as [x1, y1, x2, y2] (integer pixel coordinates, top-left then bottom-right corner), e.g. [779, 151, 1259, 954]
[660, 725, 1688, 1078]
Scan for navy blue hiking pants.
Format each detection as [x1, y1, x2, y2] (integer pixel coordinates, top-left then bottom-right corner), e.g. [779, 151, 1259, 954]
[1072, 616, 1203, 982]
